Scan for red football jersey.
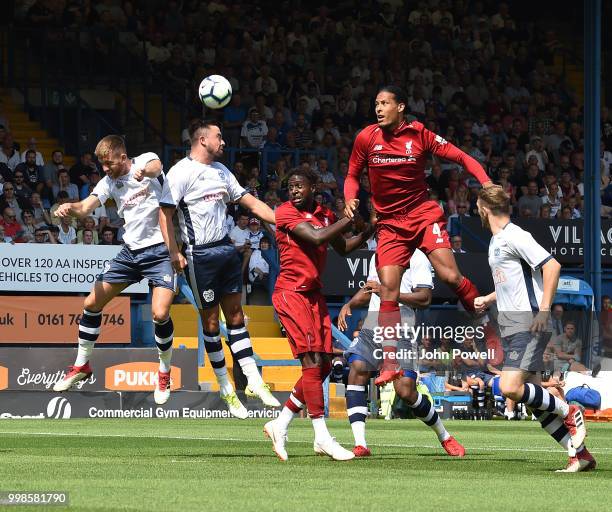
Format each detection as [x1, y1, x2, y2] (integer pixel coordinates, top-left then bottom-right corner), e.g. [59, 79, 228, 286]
[345, 120, 490, 216]
[274, 201, 336, 292]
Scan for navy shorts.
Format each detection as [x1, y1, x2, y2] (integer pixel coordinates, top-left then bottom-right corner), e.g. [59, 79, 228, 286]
[502, 331, 551, 372]
[344, 328, 419, 375]
[184, 237, 242, 308]
[98, 242, 176, 290]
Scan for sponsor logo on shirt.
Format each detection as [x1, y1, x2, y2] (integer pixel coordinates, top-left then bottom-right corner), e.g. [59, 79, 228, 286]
[202, 193, 224, 202]
[493, 267, 506, 285]
[371, 155, 408, 164]
[122, 185, 150, 209]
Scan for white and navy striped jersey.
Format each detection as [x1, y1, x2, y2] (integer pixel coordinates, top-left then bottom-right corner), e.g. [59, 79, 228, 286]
[488, 222, 553, 336]
[363, 249, 433, 329]
[160, 157, 247, 247]
[91, 152, 164, 250]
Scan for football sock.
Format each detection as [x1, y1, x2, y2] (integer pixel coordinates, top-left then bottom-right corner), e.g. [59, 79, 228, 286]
[227, 323, 262, 387]
[75, 309, 102, 366]
[531, 409, 573, 452]
[154, 317, 174, 373]
[346, 384, 368, 447]
[312, 417, 332, 443]
[407, 392, 450, 442]
[521, 383, 570, 417]
[454, 277, 479, 312]
[203, 330, 233, 396]
[277, 378, 305, 431]
[477, 387, 486, 409]
[302, 367, 325, 419]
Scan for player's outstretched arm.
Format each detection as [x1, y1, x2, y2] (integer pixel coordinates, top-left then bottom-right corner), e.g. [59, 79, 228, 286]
[330, 215, 375, 255]
[159, 206, 186, 273]
[399, 287, 432, 309]
[474, 292, 496, 314]
[54, 195, 101, 219]
[531, 257, 561, 333]
[291, 217, 353, 246]
[239, 193, 276, 225]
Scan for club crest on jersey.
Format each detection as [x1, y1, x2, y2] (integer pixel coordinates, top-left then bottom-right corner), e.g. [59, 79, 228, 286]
[494, 247, 501, 256]
[202, 289, 215, 302]
[116, 182, 124, 189]
[405, 141, 413, 155]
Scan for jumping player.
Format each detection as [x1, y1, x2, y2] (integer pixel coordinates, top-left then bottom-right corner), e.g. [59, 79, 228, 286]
[53, 136, 176, 405]
[159, 119, 280, 418]
[344, 85, 497, 385]
[263, 168, 373, 461]
[338, 249, 465, 457]
[474, 187, 595, 472]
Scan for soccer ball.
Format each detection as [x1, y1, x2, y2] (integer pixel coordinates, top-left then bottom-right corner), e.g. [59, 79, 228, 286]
[198, 75, 232, 109]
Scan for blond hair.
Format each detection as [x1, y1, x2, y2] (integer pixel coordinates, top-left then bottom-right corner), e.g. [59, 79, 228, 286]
[95, 135, 126, 161]
[478, 187, 510, 215]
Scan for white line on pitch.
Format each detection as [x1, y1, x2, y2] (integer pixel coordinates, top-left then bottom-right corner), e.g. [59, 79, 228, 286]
[0, 430, 610, 454]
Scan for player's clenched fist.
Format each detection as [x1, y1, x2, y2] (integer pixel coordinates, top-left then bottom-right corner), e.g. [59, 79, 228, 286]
[170, 252, 187, 273]
[54, 203, 74, 217]
[133, 167, 145, 181]
[473, 296, 490, 314]
[343, 199, 359, 219]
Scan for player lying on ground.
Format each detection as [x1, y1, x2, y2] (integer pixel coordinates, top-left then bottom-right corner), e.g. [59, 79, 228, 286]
[159, 119, 279, 418]
[264, 168, 374, 461]
[53, 135, 176, 405]
[344, 85, 498, 385]
[338, 249, 465, 457]
[474, 186, 595, 473]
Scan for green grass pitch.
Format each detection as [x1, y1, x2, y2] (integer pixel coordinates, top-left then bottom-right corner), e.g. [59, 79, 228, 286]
[1, 419, 611, 511]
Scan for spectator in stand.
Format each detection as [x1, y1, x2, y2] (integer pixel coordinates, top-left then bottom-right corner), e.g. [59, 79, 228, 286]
[81, 168, 101, 200]
[540, 203, 552, 219]
[12, 170, 32, 201]
[19, 208, 43, 242]
[30, 226, 57, 244]
[0, 207, 24, 242]
[57, 214, 77, 244]
[246, 217, 264, 249]
[451, 235, 466, 254]
[294, 113, 314, 149]
[541, 182, 562, 217]
[29, 192, 51, 226]
[80, 228, 96, 245]
[53, 169, 80, 202]
[316, 158, 337, 195]
[20, 137, 45, 166]
[42, 150, 65, 189]
[99, 226, 118, 245]
[15, 149, 43, 189]
[241, 107, 268, 149]
[0, 182, 29, 221]
[517, 181, 543, 217]
[248, 236, 270, 286]
[525, 135, 549, 172]
[230, 212, 250, 253]
[0, 133, 20, 171]
[77, 216, 99, 244]
[69, 151, 96, 187]
[559, 170, 579, 200]
[315, 117, 341, 145]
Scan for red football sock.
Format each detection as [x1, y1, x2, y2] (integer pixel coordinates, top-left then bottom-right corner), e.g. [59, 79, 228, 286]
[302, 367, 325, 419]
[284, 377, 305, 413]
[454, 277, 480, 312]
[378, 301, 401, 370]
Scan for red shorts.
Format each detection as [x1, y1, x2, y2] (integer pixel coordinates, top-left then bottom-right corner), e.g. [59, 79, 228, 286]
[376, 200, 450, 269]
[272, 289, 332, 358]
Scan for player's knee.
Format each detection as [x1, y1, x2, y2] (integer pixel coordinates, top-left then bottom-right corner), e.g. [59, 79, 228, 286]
[441, 269, 462, 288]
[151, 309, 169, 324]
[203, 317, 220, 333]
[499, 381, 521, 400]
[83, 294, 101, 313]
[348, 366, 369, 385]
